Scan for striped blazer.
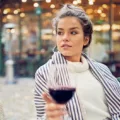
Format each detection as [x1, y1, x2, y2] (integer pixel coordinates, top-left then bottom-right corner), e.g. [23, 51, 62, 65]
[34, 51, 120, 120]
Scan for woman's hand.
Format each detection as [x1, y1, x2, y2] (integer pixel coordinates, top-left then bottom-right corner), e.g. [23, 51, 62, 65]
[42, 93, 67, 120]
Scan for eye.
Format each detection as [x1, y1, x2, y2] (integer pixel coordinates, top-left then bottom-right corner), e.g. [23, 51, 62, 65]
[57, 31, 63, 35]
[71, 31, 77, 35]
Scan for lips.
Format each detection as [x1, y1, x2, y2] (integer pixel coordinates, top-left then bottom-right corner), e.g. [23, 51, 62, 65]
[61, 44, 72, 47]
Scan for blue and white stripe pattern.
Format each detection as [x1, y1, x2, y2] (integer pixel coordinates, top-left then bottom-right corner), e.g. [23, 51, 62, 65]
[34, 51, 120, 120]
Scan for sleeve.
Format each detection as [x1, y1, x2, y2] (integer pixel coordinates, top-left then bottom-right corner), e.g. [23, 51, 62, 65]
[34, 69, 48, 120]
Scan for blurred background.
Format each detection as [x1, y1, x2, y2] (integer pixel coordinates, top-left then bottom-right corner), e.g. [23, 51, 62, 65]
[0, 0, 120, 119]
[0, 0, 120, 77]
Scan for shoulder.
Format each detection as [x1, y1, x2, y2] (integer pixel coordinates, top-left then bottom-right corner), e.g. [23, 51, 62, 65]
[92, 60, 120, 86]
[35, 59, 52, 78]
[82, 53, 111, 72]
[93, 60, 109, 69]
[90, 60, 118, 81]
[34, 60, 52, 92]
[91, 60, 112, 73]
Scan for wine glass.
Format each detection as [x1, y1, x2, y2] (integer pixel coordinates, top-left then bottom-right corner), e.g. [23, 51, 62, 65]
[48, 63, 76, 119]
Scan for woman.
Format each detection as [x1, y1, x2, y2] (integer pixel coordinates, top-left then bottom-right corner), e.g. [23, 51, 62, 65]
[34, 4, 120, 120]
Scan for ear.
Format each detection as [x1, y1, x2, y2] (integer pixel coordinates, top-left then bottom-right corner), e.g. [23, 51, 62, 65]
[84, 36, 90, 46]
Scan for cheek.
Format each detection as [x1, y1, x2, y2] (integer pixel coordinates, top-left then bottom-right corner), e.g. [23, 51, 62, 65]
[73, 40, 84, 50]
[56, 37, 61, 46]
[56, 40, 61, 49]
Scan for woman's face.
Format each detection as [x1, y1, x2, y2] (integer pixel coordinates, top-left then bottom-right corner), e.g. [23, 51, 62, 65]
[56, 17, 89, 62]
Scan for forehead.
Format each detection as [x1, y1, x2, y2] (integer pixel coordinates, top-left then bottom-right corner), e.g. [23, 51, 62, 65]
[57, 17, 82, 28]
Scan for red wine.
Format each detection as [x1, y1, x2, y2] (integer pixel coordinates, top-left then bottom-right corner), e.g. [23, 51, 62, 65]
[49, 87, 76, 104]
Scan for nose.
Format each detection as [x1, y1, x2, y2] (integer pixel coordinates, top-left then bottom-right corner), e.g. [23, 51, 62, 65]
[62, 33, 70, 41]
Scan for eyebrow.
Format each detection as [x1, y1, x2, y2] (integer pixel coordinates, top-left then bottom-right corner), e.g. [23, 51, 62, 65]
[57, 27, 80, 30]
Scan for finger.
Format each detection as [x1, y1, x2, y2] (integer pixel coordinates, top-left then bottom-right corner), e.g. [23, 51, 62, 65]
[46, 103, 66, 111]
[42, 93, 53, 103]
[49, 117, 63, 120]
[47, 109, 67, 118]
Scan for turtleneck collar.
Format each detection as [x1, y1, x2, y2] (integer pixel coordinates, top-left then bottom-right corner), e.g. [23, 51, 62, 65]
[67, 56, 89, 73]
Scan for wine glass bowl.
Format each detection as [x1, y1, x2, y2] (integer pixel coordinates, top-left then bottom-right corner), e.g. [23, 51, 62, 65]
[48, 64, 76, 104]
[49, 86, 76, 104]
[47, 64, 75, 119]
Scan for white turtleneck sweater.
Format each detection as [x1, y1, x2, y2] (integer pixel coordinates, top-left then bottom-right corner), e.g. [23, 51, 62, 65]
[67, 56, 111, 120]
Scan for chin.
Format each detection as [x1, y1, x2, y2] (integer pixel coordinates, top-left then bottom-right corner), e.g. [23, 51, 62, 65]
[60, 51, 72, 57]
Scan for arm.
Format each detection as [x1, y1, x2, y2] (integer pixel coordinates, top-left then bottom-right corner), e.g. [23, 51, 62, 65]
[34, 69, 47, 119]
[34, 67, 66, 120]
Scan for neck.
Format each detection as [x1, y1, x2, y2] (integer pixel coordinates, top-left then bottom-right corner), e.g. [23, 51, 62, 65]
[64, 55, 82, 62]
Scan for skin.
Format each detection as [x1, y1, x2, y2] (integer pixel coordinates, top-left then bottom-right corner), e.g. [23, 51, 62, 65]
[43, 93, 66, 120]
[43, 16, 90, 120]
[56, 16, 89, 62]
